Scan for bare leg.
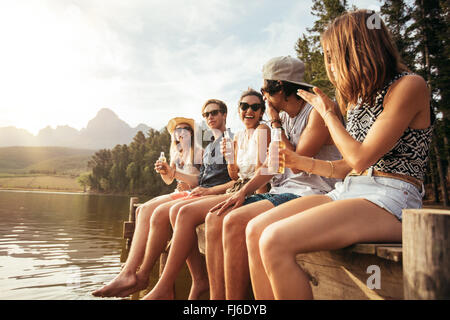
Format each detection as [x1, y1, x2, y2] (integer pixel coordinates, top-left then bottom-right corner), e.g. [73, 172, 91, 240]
[92, 194, 174, 297]
[142, 194, 230, 300]
[246, 195, 332, 299]
[204, 207, 227, 300]
[222, 200, 274, 300]
[113, 197, 204, 298]
[168, 198, 210, 300]
[258, 198, 402, 299]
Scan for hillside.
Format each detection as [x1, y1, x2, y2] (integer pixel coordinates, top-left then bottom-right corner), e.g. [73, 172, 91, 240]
[0, 146, 95, 174]
[0, 108, 151, 149]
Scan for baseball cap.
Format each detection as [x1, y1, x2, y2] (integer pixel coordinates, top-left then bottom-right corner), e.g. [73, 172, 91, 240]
[262, 56, 313, 88]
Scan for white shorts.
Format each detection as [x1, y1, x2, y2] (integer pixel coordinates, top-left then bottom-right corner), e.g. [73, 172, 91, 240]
[326, 168, 424, 221]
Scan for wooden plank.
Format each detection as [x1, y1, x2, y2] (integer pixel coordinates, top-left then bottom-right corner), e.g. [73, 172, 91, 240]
[296, 250, 403, 300]
[376, 247, 402, 262]
[345, 243, 402, 255]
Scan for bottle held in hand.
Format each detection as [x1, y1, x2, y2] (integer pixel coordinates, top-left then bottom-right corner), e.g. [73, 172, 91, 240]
[155, 151, 167, 174]
[268, 128, 285, 174]
[223, 131, 234, 163]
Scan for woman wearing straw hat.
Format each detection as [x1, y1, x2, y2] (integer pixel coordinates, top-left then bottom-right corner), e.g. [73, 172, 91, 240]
[93, 117, 203, 298]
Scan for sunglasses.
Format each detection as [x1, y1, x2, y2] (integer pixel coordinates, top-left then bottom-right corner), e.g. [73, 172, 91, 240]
[174, 127, 192, 134]
[202, 109, 222, 118]
[260, 86, 280, 96]
[239, 102, 262, 112]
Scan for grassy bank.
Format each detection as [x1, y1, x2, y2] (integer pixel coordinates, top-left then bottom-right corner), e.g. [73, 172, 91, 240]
[0, 174, 84, 193]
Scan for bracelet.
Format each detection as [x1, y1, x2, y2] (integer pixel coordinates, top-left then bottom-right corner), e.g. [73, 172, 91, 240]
[327, 160, 334, 178]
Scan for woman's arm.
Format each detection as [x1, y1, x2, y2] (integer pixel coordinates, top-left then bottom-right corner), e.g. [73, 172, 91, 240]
[255, 124, 271, 193]
[226, 139, 240, 181]
[159, 162, 177, 185]
[297, 75, 430, 173]
[280, 148, 351, 179]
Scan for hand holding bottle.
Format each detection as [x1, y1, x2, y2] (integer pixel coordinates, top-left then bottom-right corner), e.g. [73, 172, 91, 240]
[154, 151, 169, 174]
[268, 128, 285, 174]
[221, 131, 234, 163]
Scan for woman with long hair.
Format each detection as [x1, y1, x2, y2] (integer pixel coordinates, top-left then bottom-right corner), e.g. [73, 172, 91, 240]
[142, 88, 271, 299]
[245, 10, 433, 299]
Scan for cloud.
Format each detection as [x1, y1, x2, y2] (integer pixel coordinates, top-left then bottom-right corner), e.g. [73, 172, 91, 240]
[2, 1, 379, 135]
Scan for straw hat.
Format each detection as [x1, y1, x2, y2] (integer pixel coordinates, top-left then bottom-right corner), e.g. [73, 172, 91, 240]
[166, 117, 196, 134]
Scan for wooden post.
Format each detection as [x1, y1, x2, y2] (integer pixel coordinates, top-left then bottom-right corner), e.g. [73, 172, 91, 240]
[403, 209, 450, 299]
[126, 197, 139, 249]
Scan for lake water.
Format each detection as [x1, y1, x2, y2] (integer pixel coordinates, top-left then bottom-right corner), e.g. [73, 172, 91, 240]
[0, 190, 133, 300]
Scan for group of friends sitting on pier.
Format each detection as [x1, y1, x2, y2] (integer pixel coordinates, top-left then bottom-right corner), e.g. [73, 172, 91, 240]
[92, 10, 434, 300]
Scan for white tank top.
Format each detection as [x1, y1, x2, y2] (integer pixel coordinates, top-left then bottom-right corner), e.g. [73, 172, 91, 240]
[235, 129, 260, 181]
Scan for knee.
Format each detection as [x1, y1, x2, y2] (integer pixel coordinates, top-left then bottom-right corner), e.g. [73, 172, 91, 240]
[174, 204, 192, 225]
[205, 212, 222, 242]
[258, 225, 284, 271]
[245, 218, 264, 251]
[150, 205, 170, 227]
[169, 204, 183, 226]
[223, 212, 247, 244]
[136, 199, 160, 222]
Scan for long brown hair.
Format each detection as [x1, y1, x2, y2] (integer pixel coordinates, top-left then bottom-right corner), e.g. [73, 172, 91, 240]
[321, 10, 409, 114]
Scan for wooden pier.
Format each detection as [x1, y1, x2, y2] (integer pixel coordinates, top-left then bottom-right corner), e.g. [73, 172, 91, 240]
[122, 197, 450, 300]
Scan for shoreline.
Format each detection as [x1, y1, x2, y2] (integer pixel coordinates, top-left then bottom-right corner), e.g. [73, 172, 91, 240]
[0, 187, 130, 197]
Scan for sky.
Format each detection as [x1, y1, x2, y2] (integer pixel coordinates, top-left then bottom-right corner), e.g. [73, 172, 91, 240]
[0, 0, 380, 135]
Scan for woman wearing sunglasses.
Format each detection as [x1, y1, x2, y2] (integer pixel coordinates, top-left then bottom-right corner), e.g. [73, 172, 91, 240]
[92, 117, 203, 298]
[142, 88, 271, 300]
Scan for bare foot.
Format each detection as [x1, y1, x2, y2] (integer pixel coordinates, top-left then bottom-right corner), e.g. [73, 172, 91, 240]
[141, 286, 175, 300]
[114, 272, 150, 298]
[92, 271, 138, 297]
[188, 278, 210, 300]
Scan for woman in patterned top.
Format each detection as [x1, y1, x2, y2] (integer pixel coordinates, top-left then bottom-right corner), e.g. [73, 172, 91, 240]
[245, 10, 433, 299]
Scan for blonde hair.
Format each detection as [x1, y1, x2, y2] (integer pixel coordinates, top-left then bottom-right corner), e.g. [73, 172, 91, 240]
[321, 10, 409, 114]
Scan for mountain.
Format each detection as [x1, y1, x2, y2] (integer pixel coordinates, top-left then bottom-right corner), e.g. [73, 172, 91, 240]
[0, 108, 151, 150]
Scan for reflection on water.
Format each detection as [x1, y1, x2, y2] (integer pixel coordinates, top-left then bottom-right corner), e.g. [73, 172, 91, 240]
[0, 190, 133, 300]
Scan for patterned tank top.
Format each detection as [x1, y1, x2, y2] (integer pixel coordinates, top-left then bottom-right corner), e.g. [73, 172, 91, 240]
[346, 72, 433, 181]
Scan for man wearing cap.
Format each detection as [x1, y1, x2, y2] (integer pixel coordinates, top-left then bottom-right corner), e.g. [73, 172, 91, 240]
[204, 56, 342, 299]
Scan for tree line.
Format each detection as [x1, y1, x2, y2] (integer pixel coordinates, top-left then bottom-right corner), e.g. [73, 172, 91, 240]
[79, 129, 175, 196]
[296, 0, 449, 205]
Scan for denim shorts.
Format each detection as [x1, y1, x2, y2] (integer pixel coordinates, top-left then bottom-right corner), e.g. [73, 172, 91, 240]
[243, 193, 300, 207]
[326, 169, 424, 221]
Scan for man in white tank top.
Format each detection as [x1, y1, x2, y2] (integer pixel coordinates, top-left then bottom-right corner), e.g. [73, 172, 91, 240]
[205, 56, 342, 299]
